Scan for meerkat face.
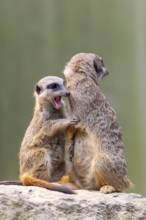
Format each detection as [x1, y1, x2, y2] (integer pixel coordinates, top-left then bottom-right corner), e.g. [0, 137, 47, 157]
[34, 76, 70, 109]
[64, 53, 109, 83]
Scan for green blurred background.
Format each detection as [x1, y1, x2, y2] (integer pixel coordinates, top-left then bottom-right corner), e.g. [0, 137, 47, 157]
[0, 0, 146, 196]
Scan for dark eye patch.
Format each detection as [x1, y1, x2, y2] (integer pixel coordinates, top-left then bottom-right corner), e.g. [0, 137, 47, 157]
[94, 61, 103, 74]
[47, 83, 61, 90]
[35, 85, 42, 94]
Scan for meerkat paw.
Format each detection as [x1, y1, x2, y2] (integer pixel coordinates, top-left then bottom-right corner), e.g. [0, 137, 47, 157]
[100, 185, 115, 193]
[69, 116, 80, 124]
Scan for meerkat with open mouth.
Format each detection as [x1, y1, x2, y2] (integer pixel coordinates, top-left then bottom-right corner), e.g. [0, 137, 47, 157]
[19, 76, 78, 194]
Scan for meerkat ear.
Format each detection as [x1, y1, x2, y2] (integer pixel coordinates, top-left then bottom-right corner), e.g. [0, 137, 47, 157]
[35, 84, 42, 95]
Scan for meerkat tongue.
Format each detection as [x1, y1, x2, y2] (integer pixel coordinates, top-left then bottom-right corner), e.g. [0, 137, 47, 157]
[53, 96, 63, 109]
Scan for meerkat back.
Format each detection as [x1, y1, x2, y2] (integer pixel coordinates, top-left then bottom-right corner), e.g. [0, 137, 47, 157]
[64, 53, 133, 193]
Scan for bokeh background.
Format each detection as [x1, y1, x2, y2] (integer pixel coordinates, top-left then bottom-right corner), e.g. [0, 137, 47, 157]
[0, 0, 146, 196]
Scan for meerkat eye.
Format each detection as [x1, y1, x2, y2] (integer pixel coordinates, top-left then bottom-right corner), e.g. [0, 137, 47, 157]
[47, 83, 60, 90]
[35, 85, 42, 94]
[93, 60, 102, 74]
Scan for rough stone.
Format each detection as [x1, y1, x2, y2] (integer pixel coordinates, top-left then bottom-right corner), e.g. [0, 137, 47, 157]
[0, 185, 146, 220]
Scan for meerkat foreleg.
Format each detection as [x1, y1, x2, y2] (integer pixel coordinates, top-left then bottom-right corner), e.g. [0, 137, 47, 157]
[31, 117, 79, 147]
[47, 117, 79, 137]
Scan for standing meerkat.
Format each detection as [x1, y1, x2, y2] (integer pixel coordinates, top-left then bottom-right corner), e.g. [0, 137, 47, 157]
[64, 53, 133, 193]
[19, 76, 78, 194]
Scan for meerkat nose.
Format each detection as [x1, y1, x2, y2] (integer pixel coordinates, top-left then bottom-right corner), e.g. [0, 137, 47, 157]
[66, 92, 70, 96]
[103, 67, 109, 75]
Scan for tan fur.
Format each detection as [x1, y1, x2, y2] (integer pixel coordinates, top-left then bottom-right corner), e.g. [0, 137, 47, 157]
[64, 53, 133, 193]
[19, 76, 78, 194]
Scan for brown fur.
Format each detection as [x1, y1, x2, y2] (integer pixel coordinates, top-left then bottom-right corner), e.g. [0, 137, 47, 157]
[64, 53, 133, 193]
[19, 76, 78, 194]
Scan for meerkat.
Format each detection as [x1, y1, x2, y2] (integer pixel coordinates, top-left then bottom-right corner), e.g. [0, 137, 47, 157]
[63, 53, 133, 193]
[19, 76, 79, 194]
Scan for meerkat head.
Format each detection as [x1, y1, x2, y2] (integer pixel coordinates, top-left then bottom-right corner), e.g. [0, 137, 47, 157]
[64, 53, 109, 83]
[34, 76, 70, 109]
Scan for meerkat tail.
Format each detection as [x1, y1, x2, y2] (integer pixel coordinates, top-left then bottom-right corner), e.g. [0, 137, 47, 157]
[20, 174, 75, 194]
[0, 180, 22, 185]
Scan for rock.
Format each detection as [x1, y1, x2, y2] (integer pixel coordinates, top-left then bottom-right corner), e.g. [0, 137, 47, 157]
[0, 185, 146, 220]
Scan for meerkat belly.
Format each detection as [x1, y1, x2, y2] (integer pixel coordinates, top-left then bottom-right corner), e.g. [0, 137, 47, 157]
[71, 130, 99, 189]
[48, 134, 65, 181]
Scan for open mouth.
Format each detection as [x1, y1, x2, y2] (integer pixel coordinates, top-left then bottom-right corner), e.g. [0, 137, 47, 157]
[53, 96, 63, 109]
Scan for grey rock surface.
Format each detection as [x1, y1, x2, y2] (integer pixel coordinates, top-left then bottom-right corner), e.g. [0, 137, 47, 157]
[0, 185, 146, 220]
